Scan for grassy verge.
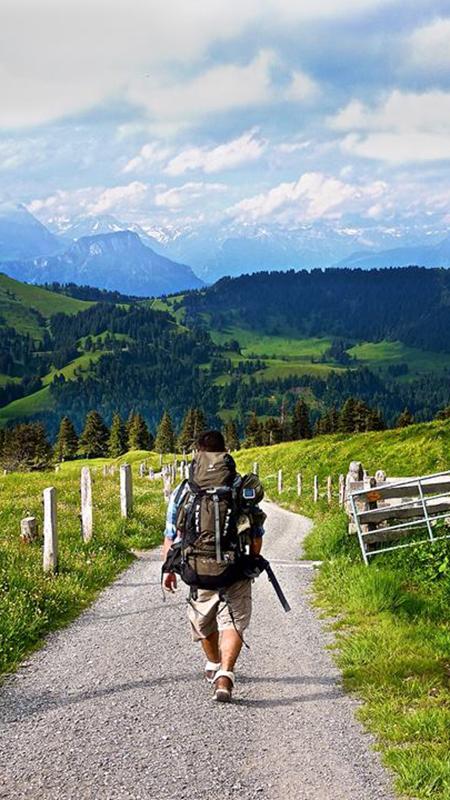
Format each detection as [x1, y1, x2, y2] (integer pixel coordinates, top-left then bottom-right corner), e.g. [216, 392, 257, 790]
[0, 454, 166, 677]
[235, 422, 450, 800]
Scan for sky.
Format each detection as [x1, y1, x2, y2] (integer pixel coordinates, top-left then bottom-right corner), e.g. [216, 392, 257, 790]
[1, 0, 450, 245]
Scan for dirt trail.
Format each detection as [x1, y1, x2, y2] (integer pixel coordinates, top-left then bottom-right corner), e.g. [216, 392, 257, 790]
[0, 500, 393, 800]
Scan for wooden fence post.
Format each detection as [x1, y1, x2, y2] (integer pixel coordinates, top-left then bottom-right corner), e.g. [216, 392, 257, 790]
[277, 469, 283, 494]
[297, 473, 302, 497]
[80, 467, 93, 542]
[20, 516, 38, 543]
[139, 462, 146, 478]
[120, 464, 133, 518]
[43, 487, 58, 573]
[327, 475, 332, 504]
[313, 475, 319, 502]
[253, 461, 259, 476]
[102, 464, 108, 477]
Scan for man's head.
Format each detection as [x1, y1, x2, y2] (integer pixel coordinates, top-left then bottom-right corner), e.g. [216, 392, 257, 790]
[197, 430, 226, 452]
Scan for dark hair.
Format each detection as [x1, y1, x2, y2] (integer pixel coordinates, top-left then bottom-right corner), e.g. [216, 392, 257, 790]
[197, 430, 226, 452]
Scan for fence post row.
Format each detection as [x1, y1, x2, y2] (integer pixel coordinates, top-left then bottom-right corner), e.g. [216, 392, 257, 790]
[43, 486, 58, 574]
[80, 466, 93, 543]
[120, 464, 133, 518]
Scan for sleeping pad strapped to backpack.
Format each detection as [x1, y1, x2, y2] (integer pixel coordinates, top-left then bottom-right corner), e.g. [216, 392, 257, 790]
[162, 451, 265, 590]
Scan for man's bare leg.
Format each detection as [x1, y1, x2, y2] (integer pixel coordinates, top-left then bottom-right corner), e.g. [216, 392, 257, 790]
[215, 629, 242, 690]
[200, 630, 220, 663]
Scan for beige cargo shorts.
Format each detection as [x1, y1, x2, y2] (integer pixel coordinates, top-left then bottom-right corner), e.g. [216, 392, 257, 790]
[187, 579, 252, 641]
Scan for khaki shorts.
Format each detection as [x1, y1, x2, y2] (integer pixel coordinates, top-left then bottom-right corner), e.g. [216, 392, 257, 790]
[187, 579, 252, 641]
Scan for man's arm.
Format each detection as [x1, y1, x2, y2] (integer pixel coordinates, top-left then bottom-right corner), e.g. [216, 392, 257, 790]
[161, 481, 187, 592]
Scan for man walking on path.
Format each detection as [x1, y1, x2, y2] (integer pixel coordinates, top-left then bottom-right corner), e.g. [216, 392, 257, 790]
[162, 430, 265, 702]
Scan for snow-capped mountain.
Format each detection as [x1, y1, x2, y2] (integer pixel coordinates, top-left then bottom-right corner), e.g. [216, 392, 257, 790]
[0, 202, 64, 261]
[48, 213, 163, 251]
[3, 231, 204, 297]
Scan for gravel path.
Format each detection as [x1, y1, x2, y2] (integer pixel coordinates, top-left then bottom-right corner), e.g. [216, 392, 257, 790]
[0, 501, 394, 800]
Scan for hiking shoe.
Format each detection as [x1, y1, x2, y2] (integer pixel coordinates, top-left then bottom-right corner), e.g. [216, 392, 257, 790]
[205, 661, 221, 683]
[213, 670, 235, 703]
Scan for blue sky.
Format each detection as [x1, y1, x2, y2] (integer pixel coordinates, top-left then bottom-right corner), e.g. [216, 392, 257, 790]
[1, 1, 450, 244]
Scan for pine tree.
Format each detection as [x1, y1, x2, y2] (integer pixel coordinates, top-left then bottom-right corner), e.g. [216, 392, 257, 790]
[154, 411, 175, 453]
[55, 416, 78, 461]
[177, 408, 196, 452]
[263, 417, 283, 445]
[396, 408, 414, 428]
[244, 411, 263, 448]
[1, 422, 52, 472]
[292, 399, 312, 439]
[367, 408, 385, 431]
[192, 407, 207, 443]
[224, 419, 240, 451]
[127, 412, 153, 450]
[108, 412, 127, 457]
[339, 397, 357, 433]
[78, 410, 110, 458]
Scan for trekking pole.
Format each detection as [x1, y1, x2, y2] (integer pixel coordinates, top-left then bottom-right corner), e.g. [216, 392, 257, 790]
[256, 556, 291, 613]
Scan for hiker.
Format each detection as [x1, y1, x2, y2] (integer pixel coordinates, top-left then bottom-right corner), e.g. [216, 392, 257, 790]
[162, 430, 265, 703]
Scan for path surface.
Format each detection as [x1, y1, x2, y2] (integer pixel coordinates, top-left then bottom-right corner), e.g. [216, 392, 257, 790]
[0, 501, 393, 800]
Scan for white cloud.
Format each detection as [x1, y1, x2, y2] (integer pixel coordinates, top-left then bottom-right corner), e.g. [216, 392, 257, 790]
[228, 171, 386, 221]
[0, 0, 363, 128]
[28, 182, 149, 219]
[330, 90, 450, 162]
[407, 17, 450, 73]
[154, 182, 227, 209]
[284, 70, 319, 102]
[164, 129, 266, 177]
[122, 142, 172, 174]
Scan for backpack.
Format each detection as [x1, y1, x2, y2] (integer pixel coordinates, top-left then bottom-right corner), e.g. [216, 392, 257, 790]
[166, 452, 264, 590]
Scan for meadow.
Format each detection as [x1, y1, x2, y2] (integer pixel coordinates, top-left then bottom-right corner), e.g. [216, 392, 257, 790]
[0, 450, 166, 676]
[235, 421, 450, 800]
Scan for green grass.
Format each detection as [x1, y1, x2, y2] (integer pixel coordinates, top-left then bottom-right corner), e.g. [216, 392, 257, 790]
[0, 385, 54, 424]
[0, 273, 91, 339]
[235, 419, 450, 800]
[0, 452, 166, 677]
[349, 340, 450, 375]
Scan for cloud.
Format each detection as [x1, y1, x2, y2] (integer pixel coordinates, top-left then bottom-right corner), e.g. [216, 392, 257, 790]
[407, 17, 450, 74]
[122, 142, 172, 174]
[228, 171, 386, 221]
[164, 129, 266, 176]
[28, 182, 149, 219]
[283, 71, 319, 102]
[330, 90, 450, 162]
[154, 182, 227, 209]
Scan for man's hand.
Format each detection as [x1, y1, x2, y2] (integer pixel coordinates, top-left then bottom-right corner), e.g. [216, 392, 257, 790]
[164, 572, 177, 592]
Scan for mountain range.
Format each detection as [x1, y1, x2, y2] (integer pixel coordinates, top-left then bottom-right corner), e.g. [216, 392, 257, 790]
[1, 224, 203, 297]
[1, 203, 450, 295]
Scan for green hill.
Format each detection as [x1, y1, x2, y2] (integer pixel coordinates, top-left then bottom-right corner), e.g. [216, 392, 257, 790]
[235, 421, 450, 800]
[0, 273, 91, 338]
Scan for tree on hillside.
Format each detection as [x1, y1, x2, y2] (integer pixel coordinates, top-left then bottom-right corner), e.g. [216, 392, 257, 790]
[127, 412, 154, 450]
[0, 427, 5, 459]
[339, 397, 358, 433]
[55, 416, 78, 461]
[177, 407, 206, 452]
[244, 411, 264, 448]
[366, 408, 385, 431]
[396, 408, 414, 428]
[292, 399, 312, 440]
[263, 417, 283, 445]
[224, 419, 240, 451]
[154, 411, 175, 453]
[1, 422, 52, 472]
[108, 412, 127, 457]
[435, 406, 450, 421]
[78, 411, 110, 458]
[177, 408, 196, 452]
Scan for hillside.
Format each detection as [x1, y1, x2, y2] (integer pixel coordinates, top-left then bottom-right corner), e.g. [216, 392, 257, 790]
[236, 420, 450, 800]
[0, 272, 91, 331]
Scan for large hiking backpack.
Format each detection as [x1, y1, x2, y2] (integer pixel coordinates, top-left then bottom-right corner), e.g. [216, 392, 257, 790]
[165, 452, 264, 590]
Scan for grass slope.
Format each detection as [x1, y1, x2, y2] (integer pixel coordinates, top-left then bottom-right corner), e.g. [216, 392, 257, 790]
[0, 452, 165, 676]
[0, 273, 91, 339]
[235, 421, 450, 800]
